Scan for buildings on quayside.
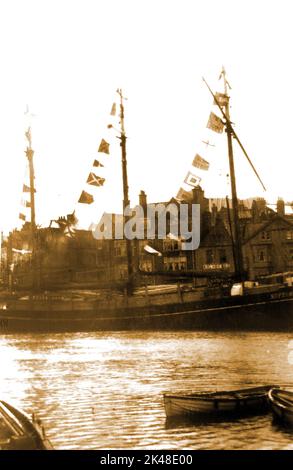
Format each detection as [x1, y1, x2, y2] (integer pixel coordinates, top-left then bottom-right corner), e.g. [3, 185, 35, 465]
[1, 186, 293, 290]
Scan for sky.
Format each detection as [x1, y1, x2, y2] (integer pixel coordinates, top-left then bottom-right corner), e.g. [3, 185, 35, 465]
[0, 0, 292, 233]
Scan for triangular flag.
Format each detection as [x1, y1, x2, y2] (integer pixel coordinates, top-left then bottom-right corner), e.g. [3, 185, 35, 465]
[207, 112, 224, 133]
[98, 139, 110, 154]
[78, 190, 94, 204]
[25, 127, 32, 145]
[93, 159, 104, 168]
[110, 103, 116, 116]
[192, 154, 210, 171]
[23, 184, 36, 193]
[184, 171, 201, 188]
[87, 172, 105, 187]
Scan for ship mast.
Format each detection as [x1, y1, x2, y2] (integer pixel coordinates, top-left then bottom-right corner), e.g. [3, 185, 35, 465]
[220, 68, 244, 281]
[117, 89, 133, 293]
[25, 127, 39, 289]
[203, 72, 267, 282]
[25, 128, 36, 230]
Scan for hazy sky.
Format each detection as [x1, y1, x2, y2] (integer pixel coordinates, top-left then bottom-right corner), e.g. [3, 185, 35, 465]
[0, 0, 292, 232]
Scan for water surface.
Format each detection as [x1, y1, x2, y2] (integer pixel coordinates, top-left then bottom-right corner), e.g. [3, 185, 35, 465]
[0, 331, 292, 449]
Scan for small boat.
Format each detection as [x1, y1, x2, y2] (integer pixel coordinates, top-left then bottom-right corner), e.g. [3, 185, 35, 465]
[163, 385, 275, 419]
[268, 388, 293, 426]
[0, 400, 53, 450]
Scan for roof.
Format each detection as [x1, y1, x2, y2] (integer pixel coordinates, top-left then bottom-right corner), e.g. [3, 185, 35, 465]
[242, 213, 293, 245]
[200, 217, 232, 247]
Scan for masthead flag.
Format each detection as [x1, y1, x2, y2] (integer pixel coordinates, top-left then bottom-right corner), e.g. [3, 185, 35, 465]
[214, 92, 229, 107]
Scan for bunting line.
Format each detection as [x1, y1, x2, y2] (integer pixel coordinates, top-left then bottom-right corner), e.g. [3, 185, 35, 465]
[77, 93, 119, 207]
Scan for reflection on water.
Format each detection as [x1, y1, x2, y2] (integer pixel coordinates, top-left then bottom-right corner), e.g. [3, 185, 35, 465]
[0, 331, 292, 450]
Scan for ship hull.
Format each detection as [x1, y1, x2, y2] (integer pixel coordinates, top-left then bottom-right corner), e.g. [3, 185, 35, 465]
[0, 286, 293, 333]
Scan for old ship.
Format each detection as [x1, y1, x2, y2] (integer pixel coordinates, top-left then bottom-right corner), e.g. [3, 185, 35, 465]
[0, 75, 293, 333]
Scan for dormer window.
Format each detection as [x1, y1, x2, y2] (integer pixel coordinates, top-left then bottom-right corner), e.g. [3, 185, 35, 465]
[260, 231, 270, 240]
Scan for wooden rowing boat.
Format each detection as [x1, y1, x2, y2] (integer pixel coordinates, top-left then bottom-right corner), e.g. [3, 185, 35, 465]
[0, 400, 53, 450]
[268, 388, 293, 426]
[163, 385, 275, 419]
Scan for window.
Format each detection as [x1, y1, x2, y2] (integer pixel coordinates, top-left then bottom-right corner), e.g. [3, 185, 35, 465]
[286, 231, 293, 240]
[257, 250, 266, 262]
[290, 249, 293, 260]
[206, 249, 214, 264]
[163, 239, 180, 252]
[140, 260, 153, 272]
[163, 256, 186, 271]
[114, 246, 121, 256]
[261, 231, 271, 240]
[219, 249, 227, 263]
[120, 269, 127, 279]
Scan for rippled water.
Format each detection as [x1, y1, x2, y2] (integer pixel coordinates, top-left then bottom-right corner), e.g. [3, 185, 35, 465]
[0, 331, 293, 450]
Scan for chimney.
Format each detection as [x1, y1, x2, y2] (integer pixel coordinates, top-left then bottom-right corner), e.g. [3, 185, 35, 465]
[139, 190, 147, 216]
[252, 198, 267, 221]
[192, 186, 203, 204]
[211, 203, 218, 226]
[277, 198, 285, 216]
[192, 185, 209, 213]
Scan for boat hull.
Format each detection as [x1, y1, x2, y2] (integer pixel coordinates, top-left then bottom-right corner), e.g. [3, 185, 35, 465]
[0, 287, 293, 333]
[268, 389, 293, 427]
[0, 400, 52, 450]
[163, 386, 273, 419]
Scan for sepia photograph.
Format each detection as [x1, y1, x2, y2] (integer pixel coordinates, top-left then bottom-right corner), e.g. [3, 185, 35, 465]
[0, 0, 292, 458]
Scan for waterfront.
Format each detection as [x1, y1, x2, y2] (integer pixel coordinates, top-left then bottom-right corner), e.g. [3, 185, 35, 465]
[0, 331, 292, 450]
